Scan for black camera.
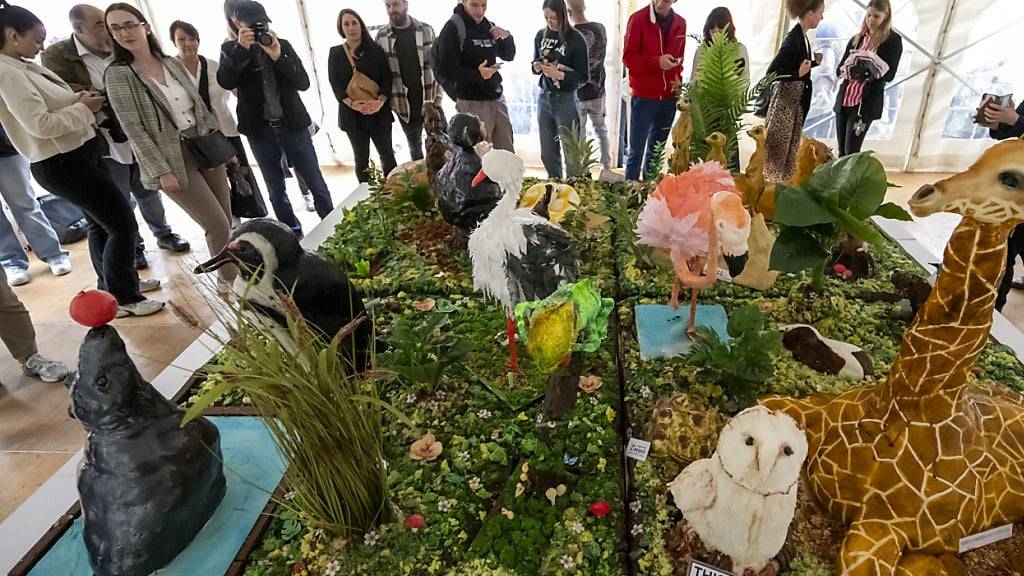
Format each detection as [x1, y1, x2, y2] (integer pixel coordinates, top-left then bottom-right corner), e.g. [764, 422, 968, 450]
[250, 22, 273, 47]
[97, 96, 128, 143]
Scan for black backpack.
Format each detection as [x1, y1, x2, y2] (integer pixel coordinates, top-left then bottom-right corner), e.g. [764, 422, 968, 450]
[430, 14, 467, 101]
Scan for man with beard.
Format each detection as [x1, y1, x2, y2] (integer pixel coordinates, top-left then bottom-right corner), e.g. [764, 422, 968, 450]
[376, 0, 440, 162]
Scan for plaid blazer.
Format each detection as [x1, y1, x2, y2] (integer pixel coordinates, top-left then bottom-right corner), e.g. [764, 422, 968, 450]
[376, 18, 441, 123]
[105, 57, 221, 191]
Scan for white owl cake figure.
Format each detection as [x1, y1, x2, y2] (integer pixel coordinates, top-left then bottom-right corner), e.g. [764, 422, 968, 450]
[668, 405, 807, 574]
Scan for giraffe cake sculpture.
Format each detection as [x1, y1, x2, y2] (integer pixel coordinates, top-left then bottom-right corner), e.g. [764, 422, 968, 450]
[761, 139, 1024, 575]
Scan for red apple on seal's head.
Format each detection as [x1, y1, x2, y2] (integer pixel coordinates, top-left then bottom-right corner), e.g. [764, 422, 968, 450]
[70, 290, 118, 328]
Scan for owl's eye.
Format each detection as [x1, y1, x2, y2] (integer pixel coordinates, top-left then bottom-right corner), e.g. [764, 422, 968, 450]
[783, 445, 793, 456]
[745, 436, 754, 446]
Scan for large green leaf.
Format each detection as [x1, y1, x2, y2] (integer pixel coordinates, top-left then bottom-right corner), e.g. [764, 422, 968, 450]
[805, 153, 888, 219]
[773, 184, 837, 226]
[874, 202, 913, 221]
[769, 226, 829, 273]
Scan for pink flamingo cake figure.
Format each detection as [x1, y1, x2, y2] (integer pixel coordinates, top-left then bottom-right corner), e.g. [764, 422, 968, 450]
[635, 161, 752, 339]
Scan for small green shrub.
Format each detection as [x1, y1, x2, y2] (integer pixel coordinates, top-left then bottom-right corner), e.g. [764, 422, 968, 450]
[378, 312, 472, 389]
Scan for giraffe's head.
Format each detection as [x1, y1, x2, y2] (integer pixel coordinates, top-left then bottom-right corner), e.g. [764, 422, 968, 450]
[910, 138, 1024, 223]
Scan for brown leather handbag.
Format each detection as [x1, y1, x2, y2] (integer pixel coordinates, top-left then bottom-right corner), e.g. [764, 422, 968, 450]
[343, 43, 380, 101]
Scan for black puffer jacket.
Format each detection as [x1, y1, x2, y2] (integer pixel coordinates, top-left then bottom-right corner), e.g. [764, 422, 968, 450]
[436, 4, 516, 101]
[217, 38, 311, 135]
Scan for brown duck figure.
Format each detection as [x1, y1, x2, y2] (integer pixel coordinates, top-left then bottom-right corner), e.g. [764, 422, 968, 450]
[705, 132, 728, 166]
[669, 100, 693, 175]
[762, 139, 1024, 575]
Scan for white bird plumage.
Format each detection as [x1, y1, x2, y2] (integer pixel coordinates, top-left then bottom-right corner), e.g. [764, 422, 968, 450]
[668, 405, 808, 574]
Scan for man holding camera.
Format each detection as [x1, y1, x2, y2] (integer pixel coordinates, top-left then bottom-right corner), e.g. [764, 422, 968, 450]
[218, 0, 333, 237]
[42, 4, 189, 270]
[436, 0, 516, 153]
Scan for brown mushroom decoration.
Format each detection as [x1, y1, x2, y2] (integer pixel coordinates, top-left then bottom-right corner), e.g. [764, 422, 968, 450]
[409, 433, 443, 462]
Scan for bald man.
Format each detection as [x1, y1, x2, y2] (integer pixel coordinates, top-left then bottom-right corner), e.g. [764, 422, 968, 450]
[42, 5, 189, 272]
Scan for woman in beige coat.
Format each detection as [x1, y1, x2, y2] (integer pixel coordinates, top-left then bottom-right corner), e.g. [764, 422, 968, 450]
[104, 3, 235, 285]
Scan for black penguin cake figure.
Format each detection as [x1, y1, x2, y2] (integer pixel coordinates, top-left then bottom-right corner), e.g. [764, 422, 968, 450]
[67, 290, 226, 576]
[195, 219, 372, 370]
[435, 112, 503, 229]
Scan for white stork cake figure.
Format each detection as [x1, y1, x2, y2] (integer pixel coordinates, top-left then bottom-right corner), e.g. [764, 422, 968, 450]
[468, 150, 580, 371]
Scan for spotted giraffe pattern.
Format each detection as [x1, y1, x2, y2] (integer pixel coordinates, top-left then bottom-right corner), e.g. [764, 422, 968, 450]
[762, 141, 1024, 575]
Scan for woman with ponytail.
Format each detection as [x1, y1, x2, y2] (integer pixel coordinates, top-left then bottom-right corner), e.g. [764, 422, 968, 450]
[0, 1, 164, 317]
[834, 0, 903, 156]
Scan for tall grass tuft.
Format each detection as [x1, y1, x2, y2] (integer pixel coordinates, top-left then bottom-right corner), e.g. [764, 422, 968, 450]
[184, 279, 404, 538]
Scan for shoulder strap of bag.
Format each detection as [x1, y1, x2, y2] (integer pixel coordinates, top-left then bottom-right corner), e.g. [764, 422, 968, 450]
[343, 43, 359, 70]
[128, 64, 178, 134]
[198, 56, 212, 113]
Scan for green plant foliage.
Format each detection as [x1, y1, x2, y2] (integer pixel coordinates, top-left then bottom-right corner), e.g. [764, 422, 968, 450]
[560, 122, 601, 180]
[686, 303, 783, 408]
[377, 312, 472, 389]
[391, 168, 434, 213]
[686, 29, 773, 163]
[770, 152, 913, 287]
[645, 140, 667, 182]
[183, 287, 402, 538]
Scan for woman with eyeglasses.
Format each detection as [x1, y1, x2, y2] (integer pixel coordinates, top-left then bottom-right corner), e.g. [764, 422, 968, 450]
[104, 3, 236, 287]
[0, 1, 163, 317]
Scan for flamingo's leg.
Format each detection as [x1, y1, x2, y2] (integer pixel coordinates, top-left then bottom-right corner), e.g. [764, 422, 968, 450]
[669, 278, 681, 310]
[687, 287, 699, 340]
[506, 315, 521, 372]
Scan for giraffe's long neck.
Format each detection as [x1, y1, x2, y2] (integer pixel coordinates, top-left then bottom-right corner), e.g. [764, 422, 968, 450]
[881, 217, 1017, 421]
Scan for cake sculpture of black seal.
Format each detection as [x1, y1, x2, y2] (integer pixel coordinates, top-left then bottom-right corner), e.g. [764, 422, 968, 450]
[435, 113, 503, 229]
[69, 324, 226, 576]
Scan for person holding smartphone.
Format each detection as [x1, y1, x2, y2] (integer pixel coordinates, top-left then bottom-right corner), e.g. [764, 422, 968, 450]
[436, 0, 516, 152]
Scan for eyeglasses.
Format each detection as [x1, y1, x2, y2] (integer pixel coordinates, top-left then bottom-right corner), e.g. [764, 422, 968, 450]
[109, 21, 145, 34]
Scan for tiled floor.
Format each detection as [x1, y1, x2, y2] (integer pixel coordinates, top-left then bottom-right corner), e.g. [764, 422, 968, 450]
[2, 168, 1023, 528]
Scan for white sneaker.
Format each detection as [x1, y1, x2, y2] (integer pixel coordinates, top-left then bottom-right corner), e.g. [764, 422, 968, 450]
[139, 278, 161, 293]
[5, 267, 29, 286]
[22, 353, 70, 383]
[303, 194, 316, 212]
[48, 255, 73, 276]
[115, 299, 165, 318]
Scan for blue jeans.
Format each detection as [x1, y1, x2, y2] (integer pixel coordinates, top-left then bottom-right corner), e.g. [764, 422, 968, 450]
[102, 158, 173, 247]
[248, 124, 334, 236]
[0, 154, 67, 270]
[626, 96, 678, 181]
[538, 91, 581, 180]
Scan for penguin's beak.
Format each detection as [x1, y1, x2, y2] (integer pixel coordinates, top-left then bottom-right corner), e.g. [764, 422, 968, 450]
[471, 169, 489, 188]
[724, 253, 749, 277]
[194, 242, 239, 274]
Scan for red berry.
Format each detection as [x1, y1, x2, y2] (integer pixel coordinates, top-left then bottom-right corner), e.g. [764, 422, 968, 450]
[69, 290, 118, 327]
[588, 501, 611, 518]
[291, 562, 305, 574]
[406, 514, 425, 531]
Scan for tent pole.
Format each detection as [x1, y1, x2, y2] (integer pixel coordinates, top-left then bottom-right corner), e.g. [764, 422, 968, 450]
[293, 0, 340, 162]
[904, 0, 957, 172]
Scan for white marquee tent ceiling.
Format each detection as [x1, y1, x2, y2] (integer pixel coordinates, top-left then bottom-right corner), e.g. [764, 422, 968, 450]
[29, 0, 1024, 172]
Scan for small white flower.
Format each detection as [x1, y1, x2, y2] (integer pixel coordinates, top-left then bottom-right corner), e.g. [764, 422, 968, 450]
[589, 396, 599, 406]
[477, 409, 492, 419]
[324, 560, 341, 576]
[631, 523, 644, 536]
[570, 520, 584, 534]
[491, 429, 502, 440]
[630, 501, 642, 513]
[363, 530, 380, 545]
[283, 491, 296, 501]
[559, 555, 576, 569]
[640, 386, 652, 398]
[435, 389, 447, 399]
[426, 400, 440, 411]
[405, 393, 417, 405]
[456, 450, 470, 462]
[468, 476, 482, 490]
[438, 499, 452, 512]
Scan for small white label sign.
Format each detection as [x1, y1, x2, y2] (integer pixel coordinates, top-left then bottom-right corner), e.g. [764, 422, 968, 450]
[715, 267, 733, 283]
[687, 560, 734, 576]
[625, 438, 651, 461]
[959, 523, 1013, 553]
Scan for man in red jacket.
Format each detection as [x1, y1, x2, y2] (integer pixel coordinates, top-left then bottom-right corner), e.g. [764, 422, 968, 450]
[623, 0, 686, 180]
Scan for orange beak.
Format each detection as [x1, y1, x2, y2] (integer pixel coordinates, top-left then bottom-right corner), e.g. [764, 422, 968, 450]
[471, 169, 488, 188]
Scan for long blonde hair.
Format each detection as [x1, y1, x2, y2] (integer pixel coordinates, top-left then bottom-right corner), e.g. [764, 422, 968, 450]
[853, 0, 892, 50]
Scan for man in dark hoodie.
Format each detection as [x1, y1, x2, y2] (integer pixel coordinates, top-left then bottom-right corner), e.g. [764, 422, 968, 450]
[436, 0, 516, 152]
